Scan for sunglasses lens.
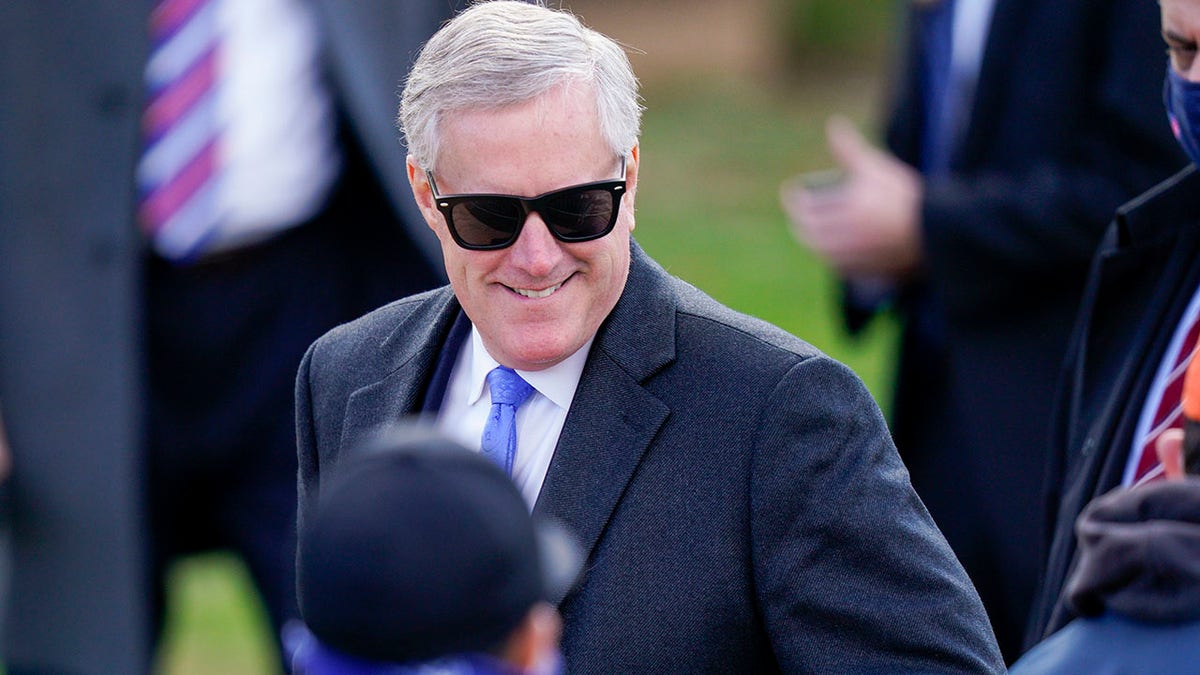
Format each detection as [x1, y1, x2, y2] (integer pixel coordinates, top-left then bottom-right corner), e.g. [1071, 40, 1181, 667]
[542, 187, 617, 240]
[450, 197, 525, 248]
[439, 181, 622, 249]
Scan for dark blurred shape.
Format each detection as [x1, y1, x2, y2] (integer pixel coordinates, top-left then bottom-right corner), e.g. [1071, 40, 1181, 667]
[291, 425, 578, 673]
[0, 2, 457, 672]
[1010, 479, 1200, 673]
[1067, 480, 1200, 622]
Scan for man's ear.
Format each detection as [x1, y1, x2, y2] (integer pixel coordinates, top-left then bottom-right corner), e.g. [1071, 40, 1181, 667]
[621, 143, 639, 232]
[500, 603, 562, 670]
[406, 156, 441, 233]
[626, 143, 640, 201]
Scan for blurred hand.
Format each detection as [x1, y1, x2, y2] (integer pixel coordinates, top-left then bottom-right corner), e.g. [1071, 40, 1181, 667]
[780, 116, 924, 281]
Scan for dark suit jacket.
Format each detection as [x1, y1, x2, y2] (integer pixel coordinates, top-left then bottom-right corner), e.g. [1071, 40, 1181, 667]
[864, 0, 1186, 659]
[1026, 166, 1200, 645]
[0, 3, 452, 672]
[297, 243, 1006, 673]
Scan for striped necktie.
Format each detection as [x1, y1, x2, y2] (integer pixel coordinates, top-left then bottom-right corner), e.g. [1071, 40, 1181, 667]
[137, 0, 223, 261]
[1131, 316, 1200, 484]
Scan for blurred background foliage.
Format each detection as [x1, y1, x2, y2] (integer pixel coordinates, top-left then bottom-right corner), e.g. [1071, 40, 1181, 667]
[781, 0, 899, 58]
[156, 1, 902, 672]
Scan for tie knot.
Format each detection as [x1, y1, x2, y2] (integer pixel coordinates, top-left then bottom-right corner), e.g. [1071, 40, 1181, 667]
[486, 367, 535, 407]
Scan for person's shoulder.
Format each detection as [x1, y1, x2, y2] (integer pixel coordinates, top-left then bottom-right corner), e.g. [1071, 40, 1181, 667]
[666, 273, 823, 363]
[650, 268, 877, 407]
[619, 246, 856, 388]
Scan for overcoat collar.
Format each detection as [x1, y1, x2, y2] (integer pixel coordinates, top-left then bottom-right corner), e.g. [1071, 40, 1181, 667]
[1065, 167, 1200, 477]
[338, 287, 458, 457]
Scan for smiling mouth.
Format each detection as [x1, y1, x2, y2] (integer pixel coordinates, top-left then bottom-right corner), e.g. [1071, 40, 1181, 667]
[510, 280, 564, 299]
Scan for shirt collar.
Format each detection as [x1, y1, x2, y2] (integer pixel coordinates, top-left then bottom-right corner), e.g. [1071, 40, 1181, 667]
[465, 327, 593, 411]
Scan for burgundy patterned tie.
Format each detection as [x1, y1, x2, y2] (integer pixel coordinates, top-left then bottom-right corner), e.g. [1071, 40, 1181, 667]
[1132, 316, 1200, 484]
[137, 0, 222, 261]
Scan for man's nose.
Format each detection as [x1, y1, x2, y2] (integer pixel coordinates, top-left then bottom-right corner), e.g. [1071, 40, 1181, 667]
[507, 212, 562, 276]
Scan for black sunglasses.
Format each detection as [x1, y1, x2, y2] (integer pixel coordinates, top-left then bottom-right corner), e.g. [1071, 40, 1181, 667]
[425, 157, 627, 251]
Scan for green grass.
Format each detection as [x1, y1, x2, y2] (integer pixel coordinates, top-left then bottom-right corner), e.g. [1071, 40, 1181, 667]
[158, 67, 898, 674]
[155, 554, 280, 674]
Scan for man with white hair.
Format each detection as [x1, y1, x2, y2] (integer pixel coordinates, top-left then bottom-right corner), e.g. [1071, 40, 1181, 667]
[296, 2, 1005, 671]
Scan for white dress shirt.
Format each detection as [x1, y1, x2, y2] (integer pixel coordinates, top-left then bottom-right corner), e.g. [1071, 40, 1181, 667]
[941, 0, 997, 157]
[436, 327, 592, 508]
[209, 0, 340, 254]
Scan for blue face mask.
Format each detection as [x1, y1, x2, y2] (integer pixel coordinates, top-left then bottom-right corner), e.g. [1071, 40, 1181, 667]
[1165, 65, 1200, 166]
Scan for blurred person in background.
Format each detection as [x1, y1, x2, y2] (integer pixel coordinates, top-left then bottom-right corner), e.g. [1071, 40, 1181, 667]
[1024, 0, 1200, 653]
[298, 2, 1006, 672]
[287, 426, 577, 675]
[0, 1, 457, 672]
[781, 0, 1185, 661]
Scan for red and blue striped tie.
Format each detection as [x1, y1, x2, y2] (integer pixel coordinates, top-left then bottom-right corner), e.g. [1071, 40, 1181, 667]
[137, 0, 222, 261]
[1133, 316, 1200, 484]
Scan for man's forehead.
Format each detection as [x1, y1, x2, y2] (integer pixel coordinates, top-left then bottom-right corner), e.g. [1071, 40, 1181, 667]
[434, 87, 611, 193]
[441, 80, 597, 130]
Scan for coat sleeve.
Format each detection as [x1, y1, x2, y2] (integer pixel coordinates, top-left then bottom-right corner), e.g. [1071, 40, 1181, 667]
[751, 354, 1006, 672]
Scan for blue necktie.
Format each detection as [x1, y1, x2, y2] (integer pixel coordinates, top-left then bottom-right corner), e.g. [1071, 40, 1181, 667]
[481, 367, 535, 476]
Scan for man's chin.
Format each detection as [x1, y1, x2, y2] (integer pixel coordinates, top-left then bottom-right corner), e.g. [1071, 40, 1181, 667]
[497, 335, 579, 372]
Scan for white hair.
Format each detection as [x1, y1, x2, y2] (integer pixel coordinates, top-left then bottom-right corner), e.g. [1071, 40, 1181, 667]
[399, 0, 643, 171]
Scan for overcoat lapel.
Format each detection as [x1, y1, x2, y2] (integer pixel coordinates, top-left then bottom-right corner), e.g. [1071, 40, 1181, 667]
[1070, 168, 1200, 476]
[889, 0, 1029, 170]
[339, 288, 460, 456]
[533, 245, 674, 598]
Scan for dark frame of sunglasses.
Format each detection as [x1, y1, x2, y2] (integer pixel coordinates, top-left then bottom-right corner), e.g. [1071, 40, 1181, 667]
[424, 157, 628, 251]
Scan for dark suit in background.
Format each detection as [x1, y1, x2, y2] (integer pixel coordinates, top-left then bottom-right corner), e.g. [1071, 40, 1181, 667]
[297, 243, 1006, 673]
[859, 0, 1184, 659]
[1026, 166, 1200, 643]
[0, 3, 453, 672]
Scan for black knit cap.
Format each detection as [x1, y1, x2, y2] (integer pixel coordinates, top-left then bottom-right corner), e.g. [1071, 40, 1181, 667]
[297, 425, 579, 664]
